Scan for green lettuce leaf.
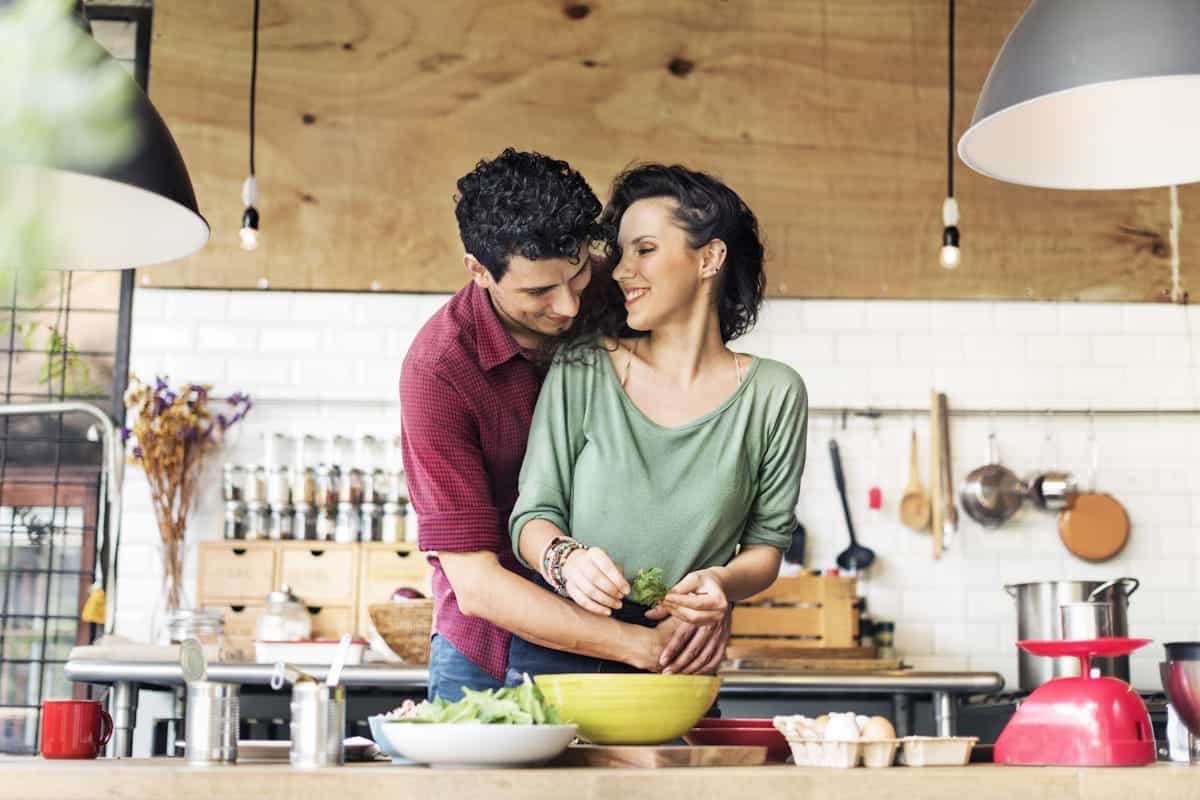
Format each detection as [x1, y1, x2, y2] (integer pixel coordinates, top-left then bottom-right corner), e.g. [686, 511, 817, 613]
[630, 567, 669, 607]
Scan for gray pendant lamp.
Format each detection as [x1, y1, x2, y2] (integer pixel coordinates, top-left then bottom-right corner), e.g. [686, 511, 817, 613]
[958, 0, 1200, 191]
[4, 3, 209, 270]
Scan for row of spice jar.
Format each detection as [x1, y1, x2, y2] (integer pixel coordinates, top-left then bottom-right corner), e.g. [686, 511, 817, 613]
[222, 499, 417, 543]
[223, 463, 407, 510]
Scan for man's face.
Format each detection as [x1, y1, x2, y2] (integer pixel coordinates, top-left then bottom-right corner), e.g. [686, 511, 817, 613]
[468, 243, 593, 345]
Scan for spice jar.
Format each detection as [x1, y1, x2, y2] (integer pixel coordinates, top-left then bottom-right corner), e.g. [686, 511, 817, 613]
[292, 466, 316, 506]
[223, 501, 246, 540]
[380, 502, 405, 544]
[366, 468, 387, 505]
[267, 465, 292, 508]
[222, 463, 245, 502]
[245, 465, 267, 503]
[315, 507, 337, 541]
[340, 467, 364, 506]
[293, 503, 317, 541]
[315, 465, 340, 510]
[244, 501, 269, 540]
[359, 503, 382, 542]
[385, 469, 408, 504]
[334, 502, 360, 543]
[268, 505, 295, 540]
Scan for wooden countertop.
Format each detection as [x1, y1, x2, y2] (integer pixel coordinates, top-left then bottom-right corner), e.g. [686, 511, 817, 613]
[0, 759, 1195, 800]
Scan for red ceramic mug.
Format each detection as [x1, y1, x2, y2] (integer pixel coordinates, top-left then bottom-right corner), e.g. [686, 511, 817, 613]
[41, 699, 113, 759]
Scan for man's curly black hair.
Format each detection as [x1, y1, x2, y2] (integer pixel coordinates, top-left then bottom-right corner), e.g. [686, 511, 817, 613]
[454, 148, 602, 282]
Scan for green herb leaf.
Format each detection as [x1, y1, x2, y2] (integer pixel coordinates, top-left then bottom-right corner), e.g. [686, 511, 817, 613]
[389, 673, 562, 725]
[630, 567, 669, 607]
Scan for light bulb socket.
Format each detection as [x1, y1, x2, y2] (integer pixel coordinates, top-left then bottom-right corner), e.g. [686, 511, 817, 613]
[942, 225, 959, 248]
[241, 205, 259, 231]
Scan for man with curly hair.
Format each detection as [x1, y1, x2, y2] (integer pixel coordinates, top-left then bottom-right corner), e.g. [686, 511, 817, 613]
[400, 149, 700, 701]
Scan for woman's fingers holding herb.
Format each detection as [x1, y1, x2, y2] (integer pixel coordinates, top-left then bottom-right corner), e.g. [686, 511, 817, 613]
[662, 569, 729, 625]
[563, 547, 627, 610]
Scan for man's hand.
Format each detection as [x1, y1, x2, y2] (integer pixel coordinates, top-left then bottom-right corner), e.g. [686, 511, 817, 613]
[647, 606, 732, 674]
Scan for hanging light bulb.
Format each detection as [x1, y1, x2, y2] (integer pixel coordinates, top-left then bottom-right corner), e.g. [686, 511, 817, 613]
[239, 0, 261, 251]
[939, 0, 961, 271]
[940, 197, 960, 270]
[240, 175, 259, 251]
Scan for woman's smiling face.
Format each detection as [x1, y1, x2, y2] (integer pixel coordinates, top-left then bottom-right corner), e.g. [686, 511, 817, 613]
[611, 197, 711, 332]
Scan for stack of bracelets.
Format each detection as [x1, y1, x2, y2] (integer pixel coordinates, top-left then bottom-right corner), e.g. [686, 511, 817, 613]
[541, 536, 588, 596]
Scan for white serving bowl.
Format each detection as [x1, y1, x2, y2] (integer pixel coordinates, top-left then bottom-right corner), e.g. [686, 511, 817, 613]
[381, 722, 577, 768]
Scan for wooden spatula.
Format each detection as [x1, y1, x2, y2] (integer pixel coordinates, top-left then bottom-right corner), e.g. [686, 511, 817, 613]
[899, 429, 931, 532]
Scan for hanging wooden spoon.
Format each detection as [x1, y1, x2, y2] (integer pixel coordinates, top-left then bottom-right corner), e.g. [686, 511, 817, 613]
[899, 429, 932, 532]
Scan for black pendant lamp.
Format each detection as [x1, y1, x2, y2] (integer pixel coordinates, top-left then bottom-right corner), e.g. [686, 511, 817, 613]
[3, 1, 209, 270]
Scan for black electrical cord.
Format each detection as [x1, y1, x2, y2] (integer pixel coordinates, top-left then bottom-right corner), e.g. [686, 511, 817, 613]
[947, 0, 955, 199]
[249, 0, 259, 177]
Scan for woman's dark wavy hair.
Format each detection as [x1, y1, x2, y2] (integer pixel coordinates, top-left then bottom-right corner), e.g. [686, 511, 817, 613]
[454, 148, 602, 282]
[566, 163, 765, 350]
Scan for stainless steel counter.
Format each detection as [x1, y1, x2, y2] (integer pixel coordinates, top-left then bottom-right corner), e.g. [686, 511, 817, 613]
[65, 660, 1004, 757]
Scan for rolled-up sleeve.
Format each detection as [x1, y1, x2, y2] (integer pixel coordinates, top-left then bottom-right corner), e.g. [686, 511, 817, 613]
[400, 360, 503, 554]
[741, 375, 808, 550]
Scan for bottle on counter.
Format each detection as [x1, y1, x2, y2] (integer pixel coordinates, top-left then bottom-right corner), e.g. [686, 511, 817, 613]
[874, 621, 896, 660]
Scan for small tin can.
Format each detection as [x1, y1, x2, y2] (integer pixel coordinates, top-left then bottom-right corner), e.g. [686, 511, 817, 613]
[223, 500, 246, 540]
[185, 681, 240, 766]
[289, 682, 344, 768]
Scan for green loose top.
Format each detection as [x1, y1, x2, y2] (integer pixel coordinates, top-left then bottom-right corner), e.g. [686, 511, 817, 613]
[509, 343, 808, 589]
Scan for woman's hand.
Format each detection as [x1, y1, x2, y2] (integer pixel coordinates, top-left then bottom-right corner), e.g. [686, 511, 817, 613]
[646, 608, 732, 674]
[652, 568, 729, 626]
[559, 546, 630, 616]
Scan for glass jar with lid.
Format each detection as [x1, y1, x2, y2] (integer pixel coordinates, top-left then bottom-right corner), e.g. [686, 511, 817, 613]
[360, 502, 382, 542]
[267, 465, 292, 508]
[293, 466, 316, 506]
[222, 463, 245, 502]
[255, 585, 312, 642]
[223, 500, 246, 540]
[268, 505, 294, 540]
[380, 501, 405, 544]
[315, 507, 337, 541]
[334, 502, 360, 543]
[244, 501, 270, 540]
[340, 467, 364, 506]
[293, 503, 317, 540]
[315, 465, 340, 510]
[244, 465, 267, 503]
[166, 609, 225, 648]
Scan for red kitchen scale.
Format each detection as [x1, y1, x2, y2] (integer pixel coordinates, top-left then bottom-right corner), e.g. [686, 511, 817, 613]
[995, 637, 1156, 766]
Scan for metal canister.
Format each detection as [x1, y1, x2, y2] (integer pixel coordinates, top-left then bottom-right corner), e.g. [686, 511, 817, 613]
[359, 502, 382, 542]
[334, 502, 360, 543]
[223, 500, 246, 540]
[293, 503, 317, 540]
[380, 502, 405, 544]
[289, 682, 345, 768]
[268, 505, 295, 540]
[185, 681, 239, 765]
[244, 501, 269, 540]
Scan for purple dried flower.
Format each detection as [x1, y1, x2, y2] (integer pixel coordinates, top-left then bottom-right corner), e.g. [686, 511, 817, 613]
[132, 446, 143, 459]
[155, 376, 169, 392]
[216, 413, 229, 430]
[119, 426, 130, 442]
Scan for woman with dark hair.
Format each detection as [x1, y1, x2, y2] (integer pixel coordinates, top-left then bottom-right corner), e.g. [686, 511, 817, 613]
[507, 164, 808, 677]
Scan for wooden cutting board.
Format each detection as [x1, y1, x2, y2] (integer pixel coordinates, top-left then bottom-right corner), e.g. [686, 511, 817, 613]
[556, 744, 768, 768]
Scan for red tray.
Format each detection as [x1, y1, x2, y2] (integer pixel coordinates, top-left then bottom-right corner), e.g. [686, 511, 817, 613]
[1016, 637, 1152, 659]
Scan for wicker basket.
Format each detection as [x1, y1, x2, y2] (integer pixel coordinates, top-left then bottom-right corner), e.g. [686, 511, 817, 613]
[369, 600, 433, 664]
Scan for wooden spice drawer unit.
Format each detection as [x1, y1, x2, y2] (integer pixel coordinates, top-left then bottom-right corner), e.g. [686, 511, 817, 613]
[277, 543, 358, 608]
[356, 543, 433, 635]
[728, 574, 859, 657]
[196, 542, 278, 604]
[308, 605, 356, 640]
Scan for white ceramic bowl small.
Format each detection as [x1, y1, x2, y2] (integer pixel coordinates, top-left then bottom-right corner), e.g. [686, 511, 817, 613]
[381, 722, 577, 768]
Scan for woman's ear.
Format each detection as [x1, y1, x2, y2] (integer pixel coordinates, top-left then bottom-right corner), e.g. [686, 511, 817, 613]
[699, 239, 728, 279]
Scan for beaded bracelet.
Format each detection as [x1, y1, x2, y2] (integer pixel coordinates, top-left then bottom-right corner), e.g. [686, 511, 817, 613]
[540, 536, 570, 582]
[546, 538, 587, 596]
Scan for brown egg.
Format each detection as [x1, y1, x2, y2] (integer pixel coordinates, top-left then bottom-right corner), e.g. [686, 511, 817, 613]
[813, 714, 830, 735]
[859, 716, 896, 741]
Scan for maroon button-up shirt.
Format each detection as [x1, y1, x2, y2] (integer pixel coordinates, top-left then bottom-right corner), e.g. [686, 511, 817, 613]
[399, 281, 540, 680]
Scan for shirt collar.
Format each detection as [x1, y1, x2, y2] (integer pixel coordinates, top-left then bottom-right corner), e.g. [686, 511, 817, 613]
[470, 282, 527, 371]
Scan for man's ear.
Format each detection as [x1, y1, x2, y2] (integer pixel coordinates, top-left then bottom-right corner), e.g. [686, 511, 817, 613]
[464, 254, 491, 288]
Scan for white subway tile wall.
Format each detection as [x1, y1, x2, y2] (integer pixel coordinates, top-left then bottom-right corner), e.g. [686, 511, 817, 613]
[117, 289, 1200, 690]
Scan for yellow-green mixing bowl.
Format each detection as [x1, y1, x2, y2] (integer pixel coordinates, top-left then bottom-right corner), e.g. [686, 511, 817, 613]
[534, 673, 721, 745]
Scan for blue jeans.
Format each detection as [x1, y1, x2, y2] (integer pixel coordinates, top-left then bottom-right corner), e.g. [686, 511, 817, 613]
[427, 634, 505, 702]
